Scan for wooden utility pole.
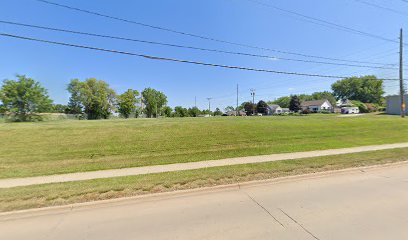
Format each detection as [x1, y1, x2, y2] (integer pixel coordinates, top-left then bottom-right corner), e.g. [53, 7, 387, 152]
[236, 84, 239, 116]
[250, 89, 256, 115]
[400, 28, 405, 118]
[206, 97, 212, 115]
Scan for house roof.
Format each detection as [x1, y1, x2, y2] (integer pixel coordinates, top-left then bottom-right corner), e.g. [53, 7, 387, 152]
[267, 104, 281, 110]
[301, 99, 330, 107]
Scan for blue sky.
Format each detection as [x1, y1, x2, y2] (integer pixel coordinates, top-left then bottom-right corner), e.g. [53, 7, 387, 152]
[0, 0, 407, 110]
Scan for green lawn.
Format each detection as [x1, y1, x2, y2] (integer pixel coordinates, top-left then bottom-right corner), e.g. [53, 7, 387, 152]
[1, 147, 407, 212]
[1, 114, 408, 179]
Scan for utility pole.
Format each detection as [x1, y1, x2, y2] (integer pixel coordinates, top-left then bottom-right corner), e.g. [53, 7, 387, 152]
[400, 28, 405, 118]
[250, 88, 256, 115]
[206, 97, 212, 116]
[195, 96, 197, 108]
[236, 84, 239, 116]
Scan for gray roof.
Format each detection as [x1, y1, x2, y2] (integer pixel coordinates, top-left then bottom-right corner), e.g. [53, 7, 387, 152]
[267, 104, 281, 110]
[301, 99, 330, 107]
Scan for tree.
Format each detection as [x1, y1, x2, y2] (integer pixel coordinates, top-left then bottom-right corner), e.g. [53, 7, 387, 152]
[141, 88, 168, 118]
[224, 106, 235, 112]
[289, 95, 302, 112]
[162, 106, 173, 117]
[174, 106, 188, 117]
[66, 79, 83, 114]
[51, 104, 69, 113]
[331, 75, 384, 104]
[271, 96, 290, 108]
[117, 89, 140, 118]
[243, 101, 256, 115]
[188, 107, 201, 117]
[257, 100, 268, 115]
[0, 75, 52, 121]
[311, 91, 337, 106]
[67, 78, 116, 120]
[213, 108, 223, 116]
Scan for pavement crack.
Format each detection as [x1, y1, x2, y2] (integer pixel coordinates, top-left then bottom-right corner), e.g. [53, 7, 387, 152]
[244, 191, 285, 228]
[279, 208, 321, 240]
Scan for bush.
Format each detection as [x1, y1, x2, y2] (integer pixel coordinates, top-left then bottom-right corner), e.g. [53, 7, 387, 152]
[302, 109, 311, 114]
[4, 113, 45, 122]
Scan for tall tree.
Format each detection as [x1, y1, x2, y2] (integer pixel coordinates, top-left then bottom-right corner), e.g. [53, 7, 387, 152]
[271, 96, 290, 108]
[331, 75, 384, 104]
[117, 89, 140, 118]
[162, 106, 173, 117]
[256, 100, 268, 114]
[67, 78, 116, 120]
[141, 88, 168, 118]
[224, 106, 235, 112]
[242, 101, 256, 115]
[311, 91, 337, 106]
[213, 107, 223, 116]
[188, 107, 201, 117]
[66, 79, 83, 114]
[174, 106, 188, 117]
[289, 95, 302, 112]
[0, 75, 52, 121]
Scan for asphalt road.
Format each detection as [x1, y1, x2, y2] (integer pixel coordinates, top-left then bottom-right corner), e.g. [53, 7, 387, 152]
[1, 164, 408, 240]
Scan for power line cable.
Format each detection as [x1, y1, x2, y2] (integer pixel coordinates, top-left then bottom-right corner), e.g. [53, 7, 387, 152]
[0, 32, 399, 81]
[354, 0, 408, 16]
[33, 0, 400, 64]
[0, 20, 397, 70]
[245, 0, 399, 43]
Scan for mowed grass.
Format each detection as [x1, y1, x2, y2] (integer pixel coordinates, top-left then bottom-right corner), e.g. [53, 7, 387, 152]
[1, 147, 407, 212]
[1, 114, 408, 178]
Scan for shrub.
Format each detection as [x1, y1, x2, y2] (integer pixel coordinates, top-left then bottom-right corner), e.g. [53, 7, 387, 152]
[302, 109, 311, 114]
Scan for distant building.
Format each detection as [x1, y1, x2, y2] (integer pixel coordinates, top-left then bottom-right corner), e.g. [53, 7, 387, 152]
[281, 108, 290, 113]
[336, 99, 353, 107]
[266, 104, 282, 115]
[301, 99, 333, 112]
[223, 110, 246, 116]
[386, 95, 408, 115]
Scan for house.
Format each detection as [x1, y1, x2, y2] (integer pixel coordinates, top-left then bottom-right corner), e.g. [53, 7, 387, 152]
[336, 99, 353, 107]
[281, 108, 290, 113]
[301, 99, 333, 113]
[386, 95, 408, 115]
[223, 110, 246, 116]
[266, 104, 282, 115]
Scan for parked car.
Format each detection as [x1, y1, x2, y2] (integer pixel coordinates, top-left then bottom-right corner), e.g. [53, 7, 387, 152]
[341, 107, 359, 114]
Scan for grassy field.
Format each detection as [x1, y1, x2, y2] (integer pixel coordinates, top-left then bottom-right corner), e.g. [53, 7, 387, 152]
[1, 114, 408, 179]
[1, 147, 407, 212]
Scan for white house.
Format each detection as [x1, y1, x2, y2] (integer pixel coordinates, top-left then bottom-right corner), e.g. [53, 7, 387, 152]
[301, 99, 333, 112]
[266, 104, 282, 115]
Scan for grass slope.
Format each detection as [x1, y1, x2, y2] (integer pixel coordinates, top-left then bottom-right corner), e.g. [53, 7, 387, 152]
[1, 147, 407, 212]
[1, 114, 408, 178]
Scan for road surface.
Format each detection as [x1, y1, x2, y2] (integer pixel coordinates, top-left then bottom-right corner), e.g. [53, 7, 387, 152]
[1, 163, 408, 240]
[2, 142, 408, 188]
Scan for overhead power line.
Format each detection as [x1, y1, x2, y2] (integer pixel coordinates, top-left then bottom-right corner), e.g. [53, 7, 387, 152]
[354, 0, 408, 17]
[0, 32, 399, 81]
[0, 20, 397, 70]
[34, 0, 399, 64]
[245, 0, 399, 44]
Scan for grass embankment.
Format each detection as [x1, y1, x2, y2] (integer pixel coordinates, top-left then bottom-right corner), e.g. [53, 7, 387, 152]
[1, 147, 407, 212]
[1, 114, 408, 178]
